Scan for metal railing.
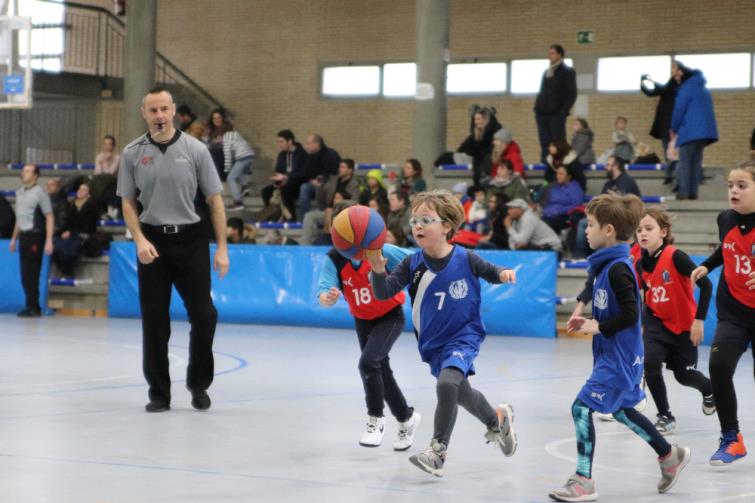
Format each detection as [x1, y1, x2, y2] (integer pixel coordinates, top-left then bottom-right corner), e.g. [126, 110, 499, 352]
[31, 0, 227, 112]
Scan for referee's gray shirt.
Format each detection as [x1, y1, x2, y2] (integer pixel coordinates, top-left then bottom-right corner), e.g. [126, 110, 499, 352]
[117, 131, 223, 226]
[16, 184, 52, 231]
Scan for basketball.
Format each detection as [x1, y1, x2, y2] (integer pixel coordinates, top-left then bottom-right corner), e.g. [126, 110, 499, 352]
[330, 205, 387, 260]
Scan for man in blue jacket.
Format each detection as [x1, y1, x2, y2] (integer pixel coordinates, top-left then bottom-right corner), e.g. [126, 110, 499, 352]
[670, 63, 718, 200]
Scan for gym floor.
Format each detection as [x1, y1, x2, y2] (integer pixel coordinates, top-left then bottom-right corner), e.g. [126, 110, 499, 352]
[1, 315, 752, 502]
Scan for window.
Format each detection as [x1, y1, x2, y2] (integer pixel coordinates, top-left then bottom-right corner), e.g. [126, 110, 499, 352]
[597, 56, 672, 91]
[383, 63, 416, 97]
[17, 0, 65, 73]
[674, 53, 751, 89]
[446, 63, 507, 95]
[321, 65, 380, 97]
[510, 58, 574, 94]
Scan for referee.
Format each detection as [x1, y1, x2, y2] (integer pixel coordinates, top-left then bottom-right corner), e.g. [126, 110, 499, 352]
[9, 164, 54, 317]
[117, 86, 230, 413]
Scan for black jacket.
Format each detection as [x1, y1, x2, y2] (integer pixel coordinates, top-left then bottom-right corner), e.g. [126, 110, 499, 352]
[290, 144, 341, 185]
[641, 77, 678, 141]
[274, 142, 307, 176]
[534, 62, 577, 115]
[0, 195, 14, 238]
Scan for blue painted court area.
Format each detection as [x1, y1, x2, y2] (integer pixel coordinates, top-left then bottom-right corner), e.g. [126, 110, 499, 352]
[0, 315, 752, 502]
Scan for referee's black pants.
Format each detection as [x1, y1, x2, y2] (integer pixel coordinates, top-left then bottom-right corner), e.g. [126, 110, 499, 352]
[138, 224, 217, 403]
[19, 230, 44, 311]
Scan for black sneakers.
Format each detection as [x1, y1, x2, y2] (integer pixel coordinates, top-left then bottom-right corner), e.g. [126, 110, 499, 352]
[145, 400, 170, 413]
[190, 390, 211, 411]
[17, 308, 41, 318]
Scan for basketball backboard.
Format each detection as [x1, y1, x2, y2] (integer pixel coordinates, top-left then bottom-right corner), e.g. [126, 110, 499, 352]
[0, 16, 32, 109]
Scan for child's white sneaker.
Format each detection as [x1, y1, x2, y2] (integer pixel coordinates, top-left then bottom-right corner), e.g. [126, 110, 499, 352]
[394, 411, 421, 451]
[359, 415, 385, 447]
[595, 412, 615, 422]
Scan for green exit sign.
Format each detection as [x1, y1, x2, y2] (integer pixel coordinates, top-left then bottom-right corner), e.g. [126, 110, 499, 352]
[577, 31, 593, 44]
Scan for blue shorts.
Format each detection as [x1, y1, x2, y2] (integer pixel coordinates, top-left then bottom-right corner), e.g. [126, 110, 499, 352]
[577, 380, 645, 414]
[424, 342, 479, 378]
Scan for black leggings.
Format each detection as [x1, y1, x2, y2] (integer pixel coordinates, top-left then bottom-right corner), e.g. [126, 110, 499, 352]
[354, 307, 412, 422]
[708, 320, 755, 433]
[643, 317, 712, 418]
[433, 367, 498, 446]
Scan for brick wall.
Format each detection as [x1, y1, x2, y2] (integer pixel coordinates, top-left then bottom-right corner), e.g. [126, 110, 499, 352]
[149, 0, 754, 172]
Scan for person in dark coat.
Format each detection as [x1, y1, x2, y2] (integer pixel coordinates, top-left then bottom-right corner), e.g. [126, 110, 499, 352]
[670, 63, 718, 200]
[641, 65, 680, 184]
[457, 105, 502, 187]
[52, 183, 101, 277]
[0, 194, 14, 238]
[534, 44, 577, 163]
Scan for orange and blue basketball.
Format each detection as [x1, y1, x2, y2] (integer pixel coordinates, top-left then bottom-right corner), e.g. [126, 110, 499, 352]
[330, 205, 386, 260]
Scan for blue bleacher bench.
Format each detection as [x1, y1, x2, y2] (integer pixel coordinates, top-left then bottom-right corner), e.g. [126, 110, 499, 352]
[8, 163, 95, 171]
[559, 260, 589, 270]
[583, 195, 673, 204]
[252, 221, 303, 230]
[523, 163, 667, 172]
[355, 163, 401, 171]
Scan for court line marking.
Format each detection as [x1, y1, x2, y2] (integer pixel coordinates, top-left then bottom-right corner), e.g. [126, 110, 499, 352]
[0, 452, 527, 501]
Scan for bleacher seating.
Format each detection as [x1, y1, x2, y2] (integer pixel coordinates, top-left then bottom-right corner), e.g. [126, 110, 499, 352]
[1, 157, 728, 328]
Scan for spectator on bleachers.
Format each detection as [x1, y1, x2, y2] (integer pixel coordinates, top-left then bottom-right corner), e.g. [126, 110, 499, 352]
[91, 135, 121, 218]
[545, 138, 586, 191]
[0, 194, 14, 238]
[569, 155, 642, 258]
[452, 182, 469, 203]
[398, 158, 427, 197]
[465, 187, 488, 233]
[223, 125, 255, 213]
[602, 155, 642, 197]
[542, 166, 584, 233]
[385, 222, 408, 248]
[275, 134, 340, 221]
[264, 229, 298, 246]
[534, 44, 577, 163]
[226, 217, 256, 244]
[387, 190, 411, 240]
[612, 116, 636, 163]
[570, 118, 596, 167]
[9, 164, 54, 317]
[368, 194, 390, 223]
[482, 125, 524, 182]
[457, 105, 502, 187]
[488, 159, 530, 203]
[52, 182, 100, 277]
[176, 105, 205, 140]
[261, 130, 307, 212]
[94, 135, 120, 176]
[504, 198, 562, 252]
[45, 177, 69, 236]
[476, 192, 510, 250]
[634, 142, 662, 165]
[300, 159, 359, 245]
[641, 66, 679, 184]
[359, 169, 388, 207]
[671, 62, 718, 200]
[206, 108, 232, 181]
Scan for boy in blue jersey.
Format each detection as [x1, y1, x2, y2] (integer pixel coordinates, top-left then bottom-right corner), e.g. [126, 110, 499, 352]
[551, 193, 690, 502]
[367, 190, 517, 477]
